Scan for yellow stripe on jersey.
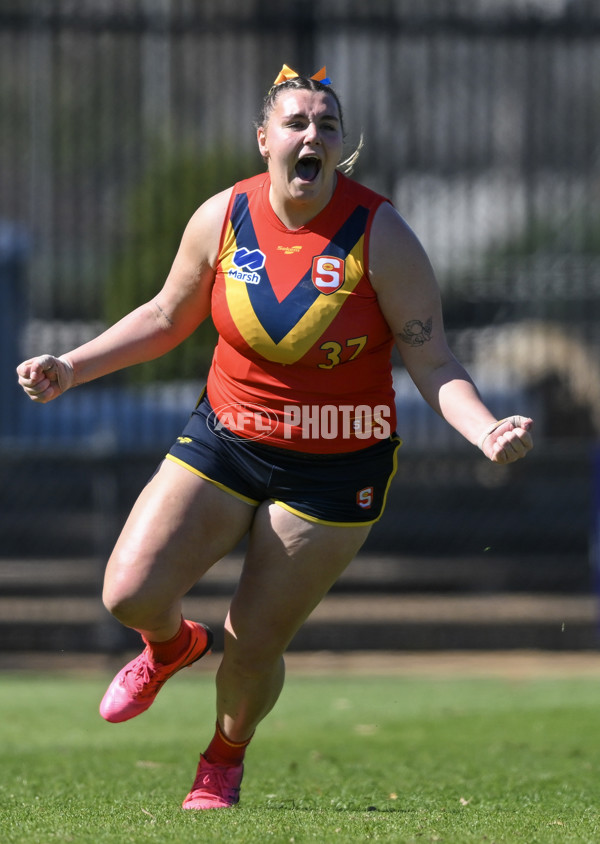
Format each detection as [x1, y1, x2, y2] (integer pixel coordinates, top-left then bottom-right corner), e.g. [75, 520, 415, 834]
[221, 221, 366, 365]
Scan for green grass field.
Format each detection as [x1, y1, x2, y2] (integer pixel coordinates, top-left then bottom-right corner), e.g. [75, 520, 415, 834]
[1, 664, 600, 843]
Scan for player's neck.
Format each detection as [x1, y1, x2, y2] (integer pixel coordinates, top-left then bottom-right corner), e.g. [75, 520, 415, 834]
[268, 175, 337, 230]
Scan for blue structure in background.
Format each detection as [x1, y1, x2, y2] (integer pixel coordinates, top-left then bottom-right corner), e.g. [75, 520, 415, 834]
[0, 222, 196, 453]
[0, 222, 29, 439]
[15, 383, 197, 454]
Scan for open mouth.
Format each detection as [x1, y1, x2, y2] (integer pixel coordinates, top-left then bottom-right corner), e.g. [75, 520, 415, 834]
[295, 155, 322, 182]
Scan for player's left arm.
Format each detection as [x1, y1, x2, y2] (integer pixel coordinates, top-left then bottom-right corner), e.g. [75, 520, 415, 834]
[368, 202, 533, 464]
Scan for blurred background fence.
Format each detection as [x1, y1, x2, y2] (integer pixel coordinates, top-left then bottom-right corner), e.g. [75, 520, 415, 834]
[1, 0, 599, 652]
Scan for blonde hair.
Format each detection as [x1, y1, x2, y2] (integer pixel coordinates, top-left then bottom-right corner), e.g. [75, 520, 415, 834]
[338, 133, 363, 176]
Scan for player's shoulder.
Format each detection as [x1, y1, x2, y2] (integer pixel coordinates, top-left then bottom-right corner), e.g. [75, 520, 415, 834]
[370, 199, 428, 256]
[170, 187, 232, 269]
[337, 171, 390, 210]
[369, 200, 437, 294]
[232, 172, 269, 195]
[188, 173, 267, 231]
[189, 186, 234, 231]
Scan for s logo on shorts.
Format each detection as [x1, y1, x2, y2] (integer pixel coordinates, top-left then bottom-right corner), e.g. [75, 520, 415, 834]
[356, 486, 374, 509]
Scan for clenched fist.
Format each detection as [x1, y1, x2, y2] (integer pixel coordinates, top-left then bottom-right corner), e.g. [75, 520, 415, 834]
[16, 354, 75, 403]
[477, 415, 534, 465]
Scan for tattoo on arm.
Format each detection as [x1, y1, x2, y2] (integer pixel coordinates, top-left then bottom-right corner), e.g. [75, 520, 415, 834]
[398, 317, 433, 347]
[154, 301, 174, 327]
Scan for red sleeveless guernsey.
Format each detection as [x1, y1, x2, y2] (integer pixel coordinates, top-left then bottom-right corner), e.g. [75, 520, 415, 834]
[206, 171, 397, 453]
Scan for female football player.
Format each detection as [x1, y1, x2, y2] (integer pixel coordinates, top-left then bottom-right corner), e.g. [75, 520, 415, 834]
[17, 64, 533, 809]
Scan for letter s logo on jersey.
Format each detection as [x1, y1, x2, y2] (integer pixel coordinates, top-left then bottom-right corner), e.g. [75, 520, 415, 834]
[312, 255, 345, 295]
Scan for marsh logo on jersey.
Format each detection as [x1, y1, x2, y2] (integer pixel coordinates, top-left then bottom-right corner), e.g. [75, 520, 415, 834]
[311, 255, 345, 294]
[229, 247, 266, 285]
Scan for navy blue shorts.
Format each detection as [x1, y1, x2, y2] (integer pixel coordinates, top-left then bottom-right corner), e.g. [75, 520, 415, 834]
[166, 393, 402, 526]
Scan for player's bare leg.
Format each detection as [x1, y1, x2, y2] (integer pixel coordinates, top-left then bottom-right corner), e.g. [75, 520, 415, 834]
[99, 459, 256, 722]
[102, 459, 255, 638]
[182, 502, 371, 809]
[218, 502, 371, 740]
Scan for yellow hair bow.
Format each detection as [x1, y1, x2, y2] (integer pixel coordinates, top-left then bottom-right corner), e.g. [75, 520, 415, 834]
[272, 64, 331, 87]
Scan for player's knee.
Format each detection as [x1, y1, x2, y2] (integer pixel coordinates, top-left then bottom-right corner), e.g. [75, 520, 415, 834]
[102, 583, 145, 628]
[223, 624, 289, 671]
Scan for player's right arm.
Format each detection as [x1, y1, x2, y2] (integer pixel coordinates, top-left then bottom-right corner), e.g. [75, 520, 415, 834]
[17, 188, 232, 403]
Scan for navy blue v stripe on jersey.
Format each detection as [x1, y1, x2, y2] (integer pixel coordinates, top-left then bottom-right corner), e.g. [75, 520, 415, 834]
[230, 193, 370, 344]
